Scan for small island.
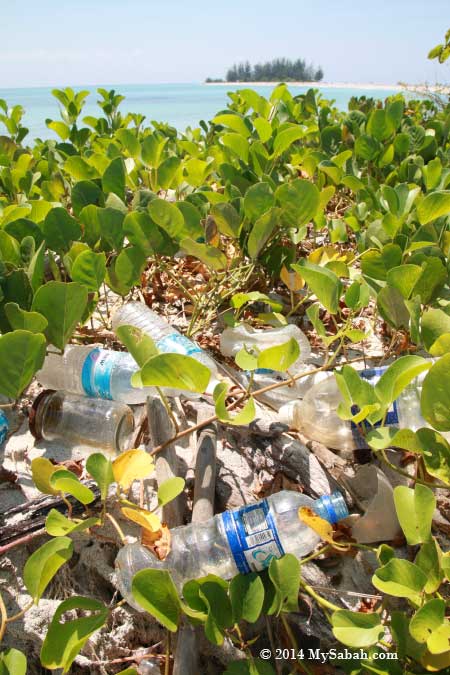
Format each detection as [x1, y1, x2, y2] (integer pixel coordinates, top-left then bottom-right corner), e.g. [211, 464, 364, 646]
[206, 57, 323, 83]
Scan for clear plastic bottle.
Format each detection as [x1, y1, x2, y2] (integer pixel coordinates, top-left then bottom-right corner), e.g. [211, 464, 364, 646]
[278, 364, 440, 452]
[0, 404, 12, 446]
[29, 390, 135, 454]
[37, 345, 162, 404]
[112, 302, 221, 393]
[220, 322, 327, 408]
[115, 491, 348, 603]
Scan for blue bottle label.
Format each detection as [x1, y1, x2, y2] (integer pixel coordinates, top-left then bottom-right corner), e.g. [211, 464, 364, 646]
[221, 500, 285, 574]
[0, 410, 9, 445]
[350, 366, 399, 448]
[81, 348, 122, 400]
[156, 333, 202, 357]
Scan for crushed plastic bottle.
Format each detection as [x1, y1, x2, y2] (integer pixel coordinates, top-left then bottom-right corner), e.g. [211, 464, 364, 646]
[37, 344, 164, 404]
[112, 302, 221, 394]
[115, 490, 348, 604]
[220, 323, 327, 408]
[29, 390, 135, 454]
[278, 362, 441, 452]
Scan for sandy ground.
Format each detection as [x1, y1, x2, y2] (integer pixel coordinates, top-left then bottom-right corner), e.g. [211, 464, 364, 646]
[205, 81, 449, 93]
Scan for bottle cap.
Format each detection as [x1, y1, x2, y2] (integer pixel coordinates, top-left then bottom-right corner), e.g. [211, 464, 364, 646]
[313, 491, 349, 524]
[29, 389, 56, 440]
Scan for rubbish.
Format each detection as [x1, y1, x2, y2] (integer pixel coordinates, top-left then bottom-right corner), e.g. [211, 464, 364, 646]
[220, 322, 327, 408]
[37, 345, 162, 404]
[345, 465, 401, 543]
[115, 490, 348, 603]
[278, 363, 438, 453]
[112, 302, 221, 393]
[29, 390, 135, 454]
[0, 399, 13, 446]
[138, 659, 161, 674]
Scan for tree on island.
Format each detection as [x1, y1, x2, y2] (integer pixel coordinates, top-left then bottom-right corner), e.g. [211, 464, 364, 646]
[213, 58, 323, 82]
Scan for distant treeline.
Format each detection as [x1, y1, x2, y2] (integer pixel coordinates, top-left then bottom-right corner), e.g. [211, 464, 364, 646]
[206, 58, 323, 83]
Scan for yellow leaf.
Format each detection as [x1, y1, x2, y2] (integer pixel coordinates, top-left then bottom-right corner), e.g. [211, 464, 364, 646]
[280, 265, 304, 291]
[31, 457, 59, 496]
[112, 449, 154, 490]
[121, 506, 162, 533]
[421, 649, 450, 671]
[298, 506, 350, 551]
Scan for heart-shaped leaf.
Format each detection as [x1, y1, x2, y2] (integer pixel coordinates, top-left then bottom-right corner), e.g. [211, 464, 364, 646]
[132, 569, 181, 631]
[86, 453, 114, 501]
[112, 449, 154, 490]
[136, 353, 211, 393]
[32, 281, 88, 350]
[393, 484, 435, 545]
[157, 477, 185, 507]
[24, 536, 73, 603]
[0, 330, 45, 398]
[331, 610, 384, 648]
[45, 510, 100, 536]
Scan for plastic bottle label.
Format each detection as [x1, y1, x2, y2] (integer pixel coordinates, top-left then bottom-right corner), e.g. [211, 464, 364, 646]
[0, 410, 9, 445]
[156, 333, 202, 357]
[82, 348, 122, 400]
[350, 367, 399, 448]
[221, 500, 285, 574]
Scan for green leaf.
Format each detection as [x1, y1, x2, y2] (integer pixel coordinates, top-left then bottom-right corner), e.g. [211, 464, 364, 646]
[276, 179, 320, 227]
[45, 509, 100, 536]
[366, 426, 422, 452]
[43, 207, 82, 252]
[71, 180, 104, 218]
[372, 559, 427, 603]
[213, 113, 250, 138]
[180, 238, 227, 271]
[64, 156, 99, 181]
[213, 382, 256, 425]
[141, 133, 168, 168]
[247, 207, 280, 259]
[411, 257, 447, 305]
[157, 477, 185, 507]
[367, 109, 394, 141]
[115, 246, 146, 289]
[24, 536, 73, 603]
[257, 338, 300, 372]
[123, 210, 165, 256]
[421, 354, 450, 431]
[243, 182, 274, 221]
[71, 250, 106, 291]
[211, 202, 241, 238]
[222, 132, 249, 162]
[0, 330, 45, 399]
[86, 453, 114, 501]
[225, 659, 276, 675]
[374, 355, 430, 409]
[136, 353, 210, 393]
[235, 346, 258, 371]
[40, 596, 108, 673]
[199, 579, 233, 645]
[386, 265, 422, 299]
[0, 648, 27, 675]
[116, 128, 141, 158]
[4, 303, 47, 333]
[416, 428, 450, 485]
[421, 308, 450, 356]
[377, 285, 409, 329]
[331, 610, 384, 648]
[148, 199, 187, 241]
[410, 599, 449, 653]
[116, 325, 158, 368]
[32, 281, 88, 350]
[50, 469, 96, 505]
[393, 484, 435, 545]
[157, 156, 181, 189]
[273, 125, 305, 156]
[415, 540, 444, 593]
[132, 569, 181, 631]
[292, 260, 342, 314]
[230, 572, 264, 624]
[417, 190, 450, 225]
[102, 157, 125, 200]
[268, 554, 300, 614]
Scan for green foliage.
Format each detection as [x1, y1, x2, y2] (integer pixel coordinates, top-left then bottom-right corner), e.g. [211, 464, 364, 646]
[24, 536, 73, 603]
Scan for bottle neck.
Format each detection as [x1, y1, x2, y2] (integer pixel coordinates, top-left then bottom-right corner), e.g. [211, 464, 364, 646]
[313, 492, 349, 524]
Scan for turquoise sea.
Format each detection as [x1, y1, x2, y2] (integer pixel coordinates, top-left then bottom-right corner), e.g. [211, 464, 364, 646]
[0, 83, 402, 140]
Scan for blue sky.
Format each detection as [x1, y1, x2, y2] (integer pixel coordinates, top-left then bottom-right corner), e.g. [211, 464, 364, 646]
[1, 0, 448, 87]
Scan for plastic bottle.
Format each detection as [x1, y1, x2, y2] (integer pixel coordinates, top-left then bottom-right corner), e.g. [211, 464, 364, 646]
[29, 390, 135, 454]
[138, 659, 161, 674]
[115, 491, 348, 603]
[112, 302, 221, 393]
[278, 364, 439, 452]
[37, 345, 163, 404]
[0, 403, 12, 446]
[220, 323, 327, 408]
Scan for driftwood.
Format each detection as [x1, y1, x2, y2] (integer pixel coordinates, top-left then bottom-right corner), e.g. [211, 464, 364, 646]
[173, 404, 218, 675]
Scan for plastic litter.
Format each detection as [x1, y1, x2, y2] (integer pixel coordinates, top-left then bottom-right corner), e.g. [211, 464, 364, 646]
[29, 389, 135, 454]
[115, 490, 348, 604]
[278, 361, 439, 453]
[220, 322, 328, 408]
[112, 302, 221, 394]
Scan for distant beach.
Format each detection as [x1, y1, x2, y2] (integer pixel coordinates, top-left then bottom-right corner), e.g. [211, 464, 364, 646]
[205, 81, 449, 93]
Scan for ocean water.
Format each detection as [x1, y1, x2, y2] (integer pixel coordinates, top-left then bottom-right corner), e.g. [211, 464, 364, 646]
[0, 82, 402, 141]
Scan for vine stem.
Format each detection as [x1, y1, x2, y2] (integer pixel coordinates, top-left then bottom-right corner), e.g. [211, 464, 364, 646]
[149, 355, 365, 456]
[378, 448, 446, 488]
[280, 613, 314, 675]
[299, 578, 342, 613]
[106, 514, 126, 543]
[0, 592, 7, 643]
[6, 600, 34, 623]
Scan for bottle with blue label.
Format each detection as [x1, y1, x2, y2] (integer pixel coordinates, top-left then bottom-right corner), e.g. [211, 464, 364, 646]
[115, 490, 348, 605]
[0, 406, 11, 447]
[278, 361, 441, 453]
[112, 302, 221, 394]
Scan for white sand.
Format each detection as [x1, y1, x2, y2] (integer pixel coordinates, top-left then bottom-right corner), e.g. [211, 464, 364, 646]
[204, 81, 449, 93]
